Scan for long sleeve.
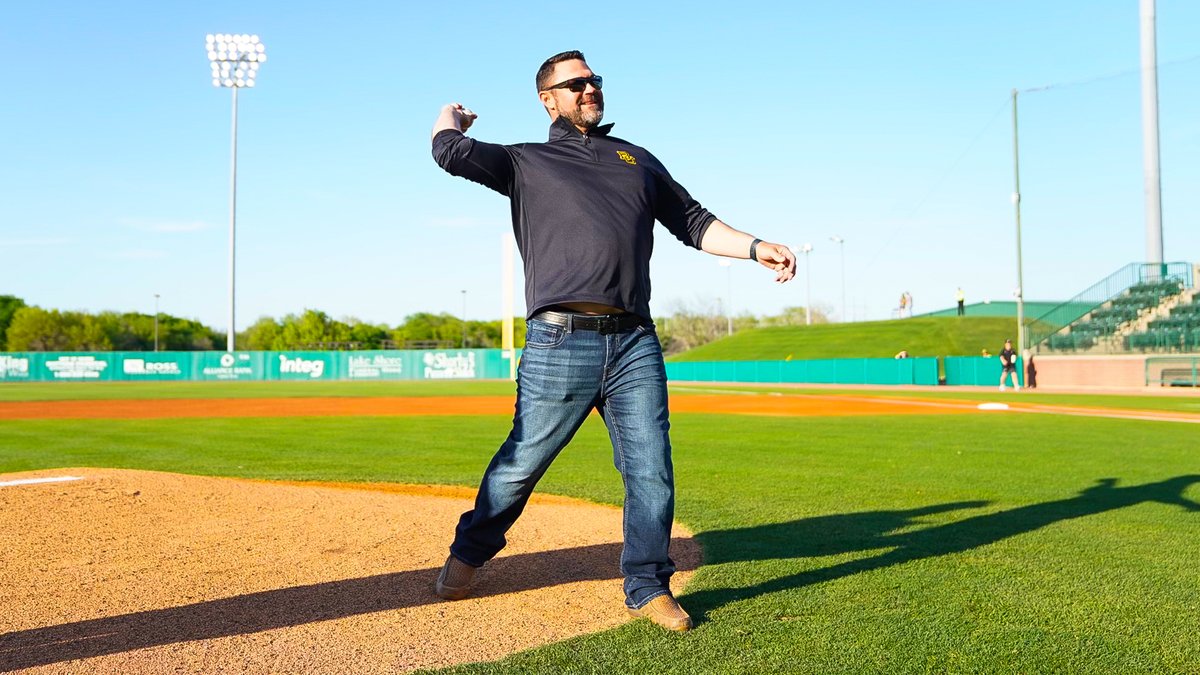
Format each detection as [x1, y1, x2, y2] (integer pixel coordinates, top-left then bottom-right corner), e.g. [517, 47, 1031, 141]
[431, 129, 516, 196]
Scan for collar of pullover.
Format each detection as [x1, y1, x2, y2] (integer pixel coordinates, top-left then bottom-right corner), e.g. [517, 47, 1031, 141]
[548, 115, 614, 141]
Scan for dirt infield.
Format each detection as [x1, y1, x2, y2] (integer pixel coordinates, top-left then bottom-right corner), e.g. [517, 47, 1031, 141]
[0, 469, 700, 673]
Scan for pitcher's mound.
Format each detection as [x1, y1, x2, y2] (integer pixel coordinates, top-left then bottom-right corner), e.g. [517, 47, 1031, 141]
[0, 468, 699, 673]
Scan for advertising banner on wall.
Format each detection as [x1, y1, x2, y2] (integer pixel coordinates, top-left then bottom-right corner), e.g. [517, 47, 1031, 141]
[421, 351, 477, 379]
[0, 354, 32, 381]
[195, 352, 263, 381]
[118, 353, 190, 380]
[43, 354, 114, 380]
[346, 352, 406, 380]
[269, 352, 337, 380]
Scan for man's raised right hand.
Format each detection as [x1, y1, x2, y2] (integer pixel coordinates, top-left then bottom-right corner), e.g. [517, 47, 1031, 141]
[432, 103, 478, 140]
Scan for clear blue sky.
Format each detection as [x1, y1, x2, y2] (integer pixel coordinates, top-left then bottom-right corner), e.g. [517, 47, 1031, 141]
[2, 1, 1197, 330]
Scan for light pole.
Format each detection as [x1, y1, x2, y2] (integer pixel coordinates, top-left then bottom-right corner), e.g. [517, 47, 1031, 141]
[794, 244, 814, 325]
[829, 235, 846, 322]
[206, 33, 266, 352]
[461, 290, 467, 348]
[1140, 0, 1164, 269]
[154, 294, 160, 352]
[1011, 89, 1026, 352]
[718, 259, 733, 336]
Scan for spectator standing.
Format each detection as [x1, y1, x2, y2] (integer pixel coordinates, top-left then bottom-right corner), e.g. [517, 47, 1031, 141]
[955, 287, 965, 316]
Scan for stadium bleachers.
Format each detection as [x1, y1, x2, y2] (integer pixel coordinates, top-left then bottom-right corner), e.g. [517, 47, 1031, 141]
[1041, 274, 1193, 354]
[1125, 292, 1200, 353]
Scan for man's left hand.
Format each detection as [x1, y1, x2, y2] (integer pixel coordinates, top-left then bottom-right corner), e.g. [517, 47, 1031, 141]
[754, 242, 797, 283]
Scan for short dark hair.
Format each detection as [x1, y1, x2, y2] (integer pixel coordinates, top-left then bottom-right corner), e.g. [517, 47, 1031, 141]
[536, 50, 586, 91]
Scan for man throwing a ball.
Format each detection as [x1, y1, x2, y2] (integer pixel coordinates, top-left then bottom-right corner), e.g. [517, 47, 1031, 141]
[430, 50, 796, 631]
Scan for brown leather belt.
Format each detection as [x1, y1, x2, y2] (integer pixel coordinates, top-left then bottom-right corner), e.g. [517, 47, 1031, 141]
[533, 310, 646, 335]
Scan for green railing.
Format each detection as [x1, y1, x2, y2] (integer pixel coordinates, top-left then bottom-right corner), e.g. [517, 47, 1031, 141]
[1029, 262, 1193, 351]
[1145, 356, 1200, 387]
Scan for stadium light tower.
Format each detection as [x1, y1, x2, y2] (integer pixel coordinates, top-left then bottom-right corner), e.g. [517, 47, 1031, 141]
[829, 235, 846, 322]
[461, 290, 468, 348]
[154, 293, 160, 352]
[1011, 89, 1027, 352]
[206, 33, 266, 352]
[718, 259, 733, 336]
[1140, 0, 1164, 271]
[794, 244, 814, 325]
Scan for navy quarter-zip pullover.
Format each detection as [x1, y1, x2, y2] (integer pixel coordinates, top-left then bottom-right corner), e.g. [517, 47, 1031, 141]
[432, 116, 717, 320]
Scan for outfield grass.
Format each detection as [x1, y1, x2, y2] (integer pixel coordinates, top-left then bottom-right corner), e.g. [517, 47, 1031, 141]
[2, 383, 1198, 673]
[669, 316, 1045, 362]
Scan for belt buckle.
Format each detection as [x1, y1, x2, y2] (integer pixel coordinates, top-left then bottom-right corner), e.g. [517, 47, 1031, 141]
[597, 315, 617, 335]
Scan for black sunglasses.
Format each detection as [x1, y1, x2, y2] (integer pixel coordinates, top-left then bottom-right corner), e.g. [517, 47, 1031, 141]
[544, 75, 603, 93]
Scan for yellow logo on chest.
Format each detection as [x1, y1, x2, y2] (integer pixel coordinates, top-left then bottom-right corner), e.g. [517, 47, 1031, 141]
[616, 151, 637, 165]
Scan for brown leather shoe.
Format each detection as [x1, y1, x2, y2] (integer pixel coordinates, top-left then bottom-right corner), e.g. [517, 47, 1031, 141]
[627, 594, 692, 632]
[435, 555, 477, 600]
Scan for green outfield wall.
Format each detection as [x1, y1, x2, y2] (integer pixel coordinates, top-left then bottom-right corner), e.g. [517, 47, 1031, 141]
[0, 350, 519, 382]
[943, 356, 1024, 386]
[0, 351, 1015, 387]
[664, 358, 939, 386]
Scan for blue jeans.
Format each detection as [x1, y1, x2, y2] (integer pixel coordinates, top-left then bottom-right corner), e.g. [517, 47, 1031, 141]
[449, 317, 677, 609]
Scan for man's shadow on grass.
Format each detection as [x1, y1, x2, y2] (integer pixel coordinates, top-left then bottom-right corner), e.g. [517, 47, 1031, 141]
[2, 475, 1197, 670]
[685, 474, 1200, 622]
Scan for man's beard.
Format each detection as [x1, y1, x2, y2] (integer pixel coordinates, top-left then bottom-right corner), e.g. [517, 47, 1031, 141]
[564, 101, 604, 130]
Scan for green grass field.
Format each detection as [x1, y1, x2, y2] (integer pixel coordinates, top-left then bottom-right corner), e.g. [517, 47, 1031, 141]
[2, 381, 1198, 673]
[668, 316, 1046, 361]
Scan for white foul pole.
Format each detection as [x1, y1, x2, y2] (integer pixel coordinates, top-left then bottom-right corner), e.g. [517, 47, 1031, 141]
[1140, 0, 1164, 266]
[501, 232, 516, 380]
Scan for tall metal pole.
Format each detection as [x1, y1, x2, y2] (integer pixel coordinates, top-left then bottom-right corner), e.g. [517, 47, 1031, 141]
[1140, 0, 1164, 269]
[154, 293, 160, 352]
[1011, 88, 1026, 352]
[830, 236, 846, 322]
[726, 264, 733, 336]
[805, 250, 812, 325]
[839, 242, 845, 322]
[794, 244, 813, 325]
[227, 85, 239, 353]
[501, 232, 516, 380]
[208, 33, 264, 352]
[461, 289, 467, 348]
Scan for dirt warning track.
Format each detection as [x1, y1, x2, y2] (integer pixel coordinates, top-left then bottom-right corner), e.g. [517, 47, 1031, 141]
[0, 392, 985, 420]
[1, 391, 1196, 423]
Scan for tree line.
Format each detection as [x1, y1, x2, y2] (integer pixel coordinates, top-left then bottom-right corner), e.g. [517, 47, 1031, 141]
[0, 294, 828, 354]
